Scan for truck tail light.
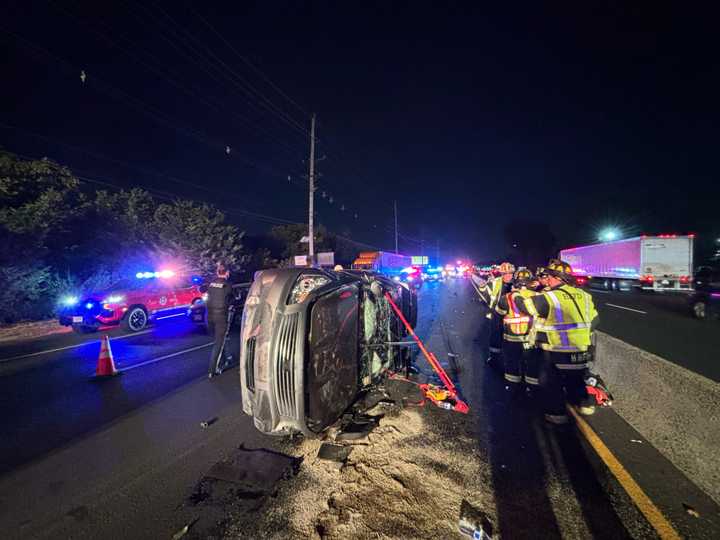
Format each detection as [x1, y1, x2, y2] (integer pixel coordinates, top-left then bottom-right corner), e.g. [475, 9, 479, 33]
[680, 275, 691, 283]
[640, 275, 654, 282]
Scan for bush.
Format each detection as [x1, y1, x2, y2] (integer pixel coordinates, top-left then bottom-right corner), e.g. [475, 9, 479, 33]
[0, 151, 249, 322]
[0, 265, 69, 324]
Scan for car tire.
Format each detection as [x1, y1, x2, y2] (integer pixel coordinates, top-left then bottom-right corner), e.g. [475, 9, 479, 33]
[691, 300, 707, 320]
[122, 306, 148, 332]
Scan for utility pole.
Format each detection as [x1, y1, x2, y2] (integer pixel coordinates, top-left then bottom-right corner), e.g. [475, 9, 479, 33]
[394, 200, 399, 254]
[308, 113, 316, 265]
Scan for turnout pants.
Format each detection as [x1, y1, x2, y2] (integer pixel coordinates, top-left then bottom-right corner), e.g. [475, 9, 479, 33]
[537, 350, 590, 416]
[502, 340, 524, 386]
[207, 311, 229, 375]
[502, 341, 541, 387]
[488, 314, 503, 358]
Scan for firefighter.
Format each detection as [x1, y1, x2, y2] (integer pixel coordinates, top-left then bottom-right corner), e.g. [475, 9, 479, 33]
[481, 262, 515, 366]
[206, 263, 235, 378]
[495, 268, 538, 396]
[514, 259, 599, 424]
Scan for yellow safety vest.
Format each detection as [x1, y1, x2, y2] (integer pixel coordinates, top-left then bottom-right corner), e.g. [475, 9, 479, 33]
[484, 277, 504, 319]
[502, 289, 536, 342]
[533, 286, 597, 353]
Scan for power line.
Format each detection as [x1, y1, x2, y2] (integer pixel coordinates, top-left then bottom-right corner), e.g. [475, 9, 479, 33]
[0, 121, 280, 207]
[129, 0, 310, 137]
[1, 27, 308, 188]
[50, 0, 308, 161]
[191, 7, 311, 118]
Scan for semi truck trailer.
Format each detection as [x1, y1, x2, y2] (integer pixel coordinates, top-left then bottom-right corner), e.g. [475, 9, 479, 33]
[559, 235, 694, 292]
[351, 251, 412, 276]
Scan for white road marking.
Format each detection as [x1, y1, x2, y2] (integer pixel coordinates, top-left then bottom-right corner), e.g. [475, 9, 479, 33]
[119, 342, 213, 372]
[155, 313, 186, 321]
[0, 329, 153, 363]
[605, 303, 647, 315]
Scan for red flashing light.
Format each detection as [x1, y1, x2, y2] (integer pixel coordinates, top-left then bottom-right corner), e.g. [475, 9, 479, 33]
[680, 275, 691, 283]
[640, 274, 654, 282]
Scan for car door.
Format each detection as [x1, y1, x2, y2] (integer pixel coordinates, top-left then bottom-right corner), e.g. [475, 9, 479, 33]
[173, 282, 198, 309]
[144, 281, 177, 314]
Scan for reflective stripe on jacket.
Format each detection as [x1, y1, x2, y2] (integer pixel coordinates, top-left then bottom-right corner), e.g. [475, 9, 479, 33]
[533, 286, 597, 353]
[502, 289, 536, 342]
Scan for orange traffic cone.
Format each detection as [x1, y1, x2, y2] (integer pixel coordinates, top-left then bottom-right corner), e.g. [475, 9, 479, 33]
[93, 335, 121, 379]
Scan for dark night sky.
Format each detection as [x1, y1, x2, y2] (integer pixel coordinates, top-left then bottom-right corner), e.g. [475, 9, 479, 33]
[2, 1, 719, 262]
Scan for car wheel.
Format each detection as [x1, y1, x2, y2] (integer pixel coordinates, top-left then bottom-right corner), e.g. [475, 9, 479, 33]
[123, 306, 148, 332]
[692, 300, 707, 320]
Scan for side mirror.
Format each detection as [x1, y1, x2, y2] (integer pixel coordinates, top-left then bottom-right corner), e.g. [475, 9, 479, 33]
[199, 284, 208, 293]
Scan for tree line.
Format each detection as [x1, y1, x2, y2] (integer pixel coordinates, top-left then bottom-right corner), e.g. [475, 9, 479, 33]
[0, 150, 359, 324]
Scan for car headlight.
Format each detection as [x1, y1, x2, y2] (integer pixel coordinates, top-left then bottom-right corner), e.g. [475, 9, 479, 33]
[61, 296, 79, 307]
[287, 275, 330, 304]
[103, 295, 125, 304]
[201, 292, 208, 302]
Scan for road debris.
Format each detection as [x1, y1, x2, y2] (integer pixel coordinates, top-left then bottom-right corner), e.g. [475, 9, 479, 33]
[458, 499, 494, 539]
[223, 379, 487, 539]
[200, 417, 218, 429]
[178, 446, 302, 538]
[630, 439, 643, 444]
[317, 443, 352, 463]
[682, 502, 700, 518]
[171, 518, 198, 539]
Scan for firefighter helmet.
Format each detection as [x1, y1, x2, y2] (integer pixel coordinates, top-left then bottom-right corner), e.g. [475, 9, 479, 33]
[513, 268, 533, 284]
[542, 259, 573, 281]
[498, 262, 515, 275]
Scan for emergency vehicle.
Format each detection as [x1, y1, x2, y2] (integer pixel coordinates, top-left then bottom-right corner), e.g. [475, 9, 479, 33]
[57, 270, 205, 333]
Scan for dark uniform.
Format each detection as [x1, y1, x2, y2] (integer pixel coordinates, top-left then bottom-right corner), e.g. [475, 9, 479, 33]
[206, 275, 234, 376]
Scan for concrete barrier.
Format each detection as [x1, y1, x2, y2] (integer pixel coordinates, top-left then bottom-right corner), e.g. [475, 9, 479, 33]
[593, 331, 720, 503]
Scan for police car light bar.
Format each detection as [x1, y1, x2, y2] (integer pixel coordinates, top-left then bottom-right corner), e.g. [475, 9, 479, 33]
[136, 270, 175, 279]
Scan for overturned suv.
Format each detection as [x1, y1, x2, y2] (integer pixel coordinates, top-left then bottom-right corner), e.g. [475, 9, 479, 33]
[239, 268, 417, 437]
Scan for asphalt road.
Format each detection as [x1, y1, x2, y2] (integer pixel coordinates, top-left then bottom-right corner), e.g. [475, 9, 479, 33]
[0, 280, 717, 539]
[588, 287, 720, 382]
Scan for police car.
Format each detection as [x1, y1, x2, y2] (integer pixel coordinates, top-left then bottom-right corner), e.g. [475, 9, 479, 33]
[58, 270, 205, 333]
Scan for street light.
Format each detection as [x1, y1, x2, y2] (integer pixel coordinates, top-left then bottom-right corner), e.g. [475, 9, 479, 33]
[599, 228, 619, 242]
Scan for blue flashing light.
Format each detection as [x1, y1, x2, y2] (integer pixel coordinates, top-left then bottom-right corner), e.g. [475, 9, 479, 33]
[191, 275, 202, 284]
[85, 302, 94, 310]
[62, 296, 79, 306]
[137, 269, 176, 279]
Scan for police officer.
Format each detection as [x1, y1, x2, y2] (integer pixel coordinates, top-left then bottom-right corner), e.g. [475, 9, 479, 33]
[495, 268, 538, 397]
[514, 259, 599, 424]
[480, 262, 515, 367]
[206, 264, 234, 378]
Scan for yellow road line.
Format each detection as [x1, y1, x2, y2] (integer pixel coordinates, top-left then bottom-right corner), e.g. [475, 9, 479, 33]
[567, 406, 681, 540]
